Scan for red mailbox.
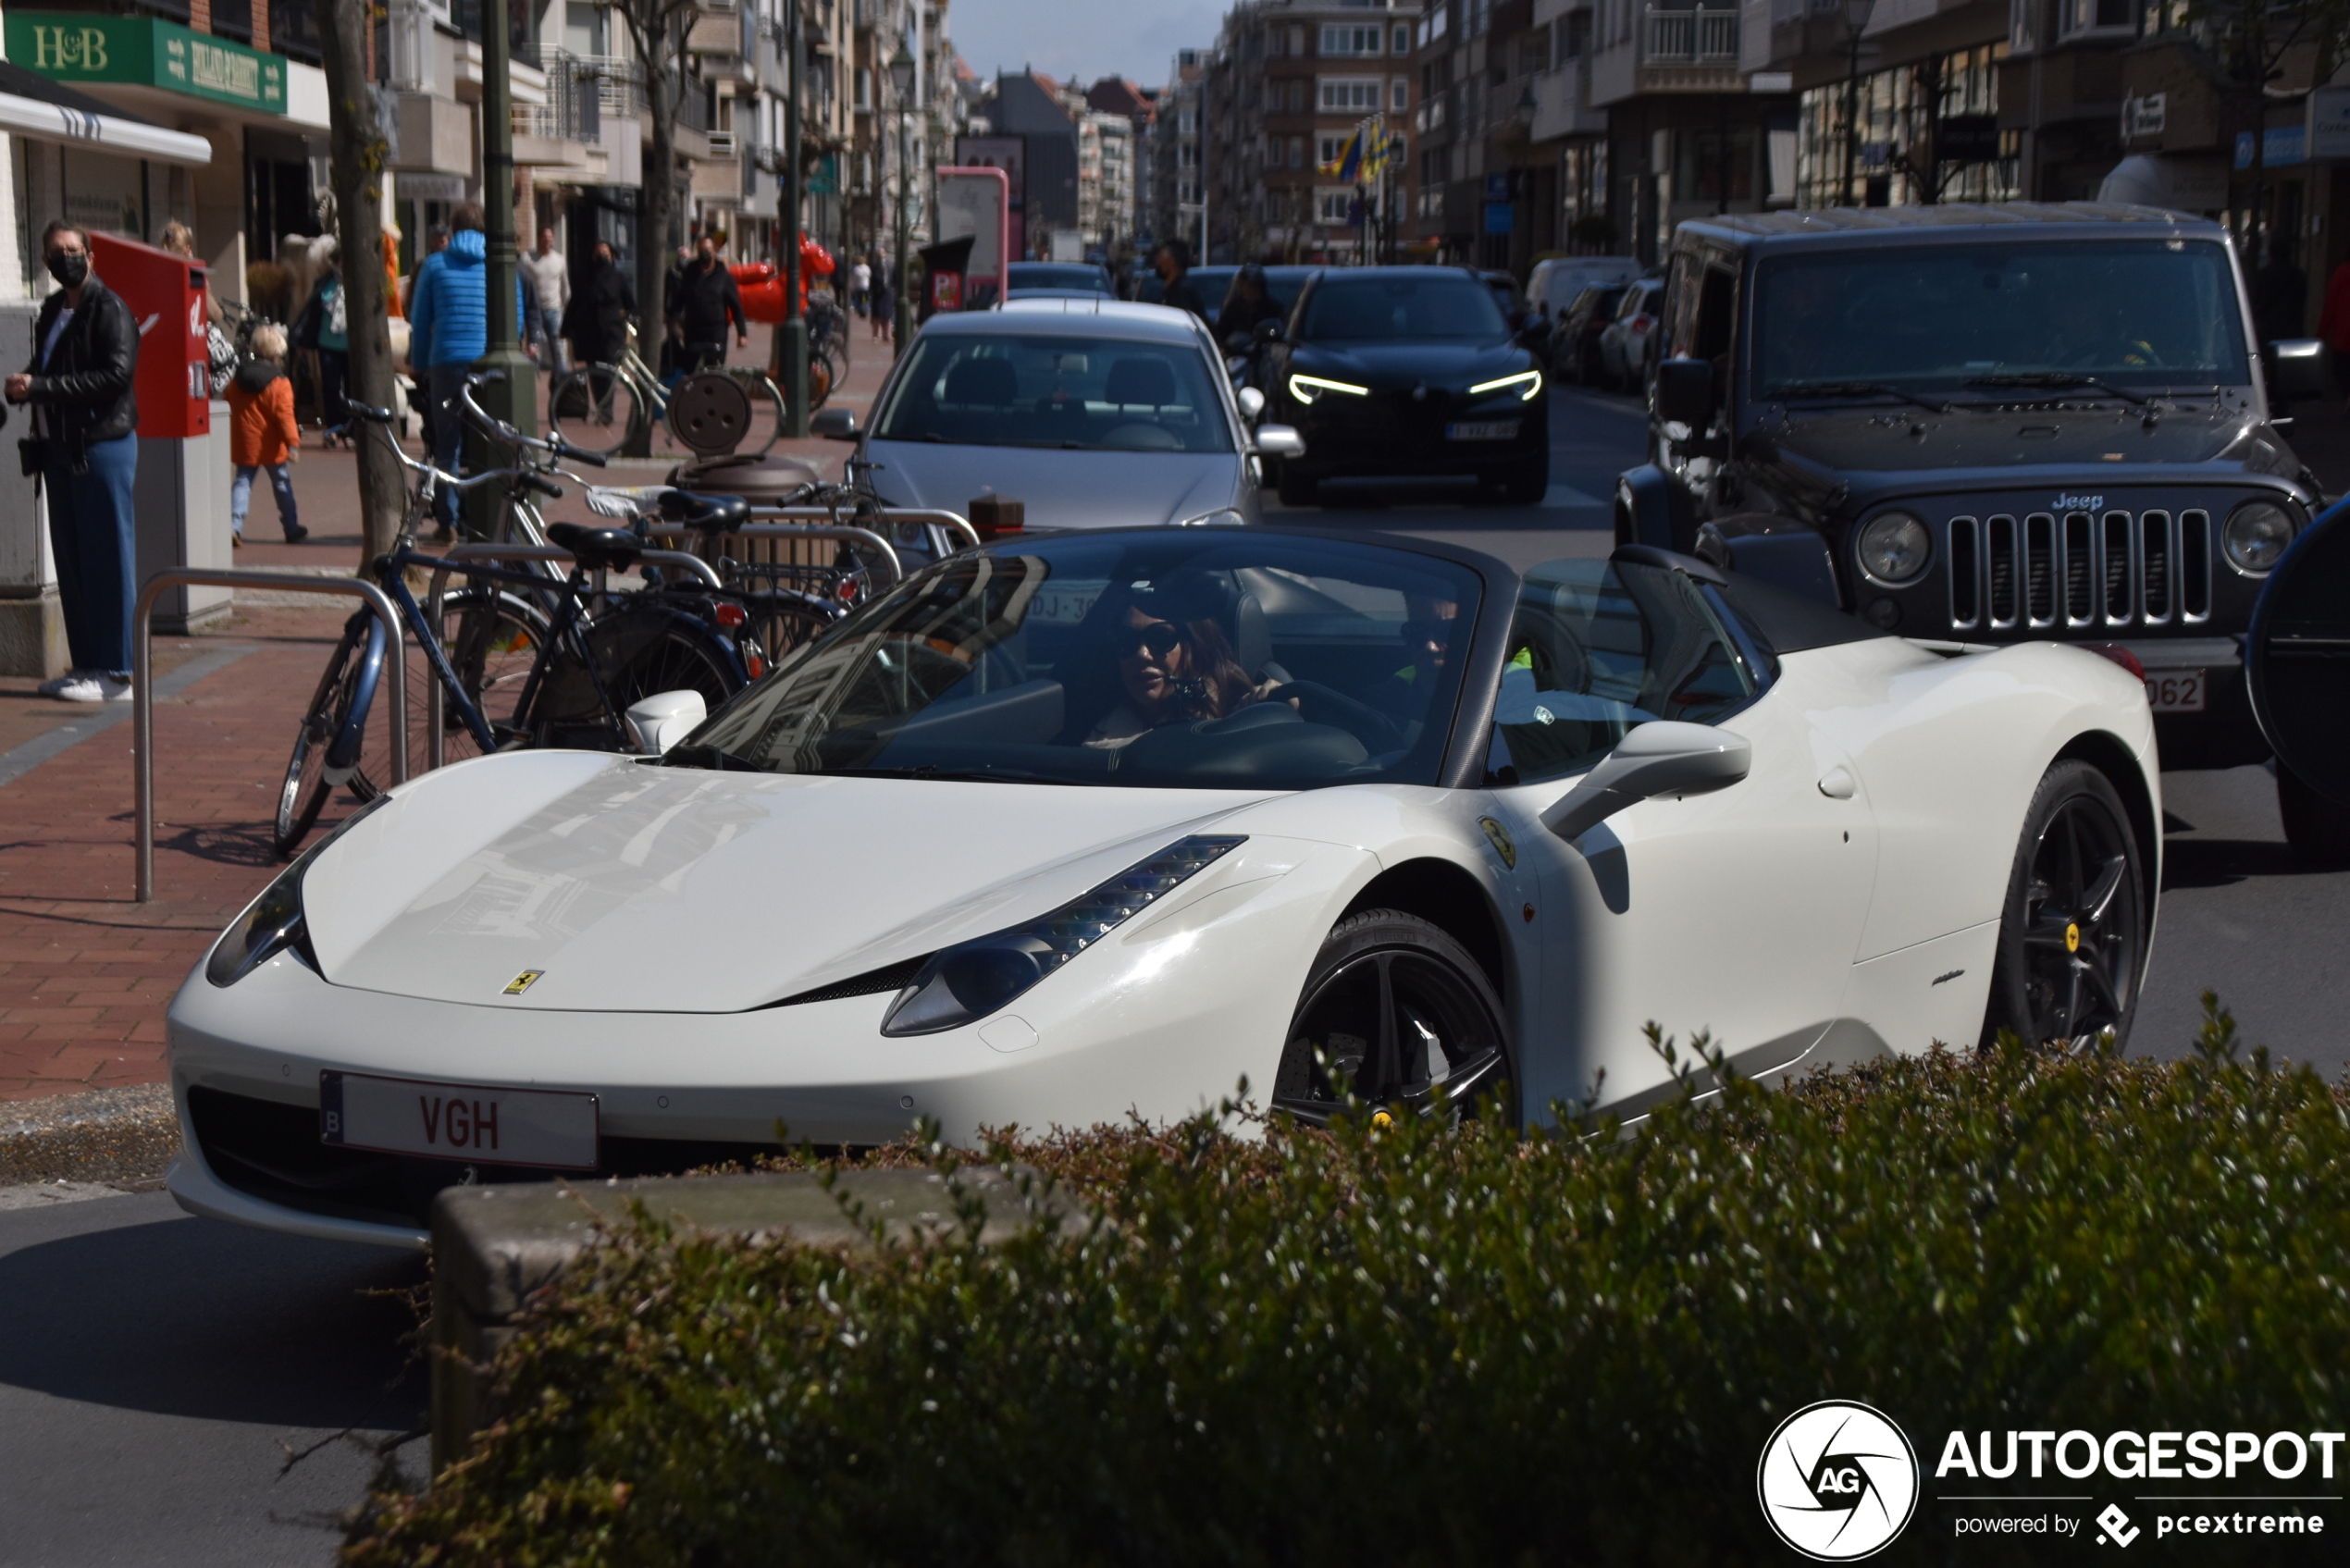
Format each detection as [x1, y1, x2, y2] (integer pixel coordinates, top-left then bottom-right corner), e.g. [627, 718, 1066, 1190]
[90, 232, 210, 438]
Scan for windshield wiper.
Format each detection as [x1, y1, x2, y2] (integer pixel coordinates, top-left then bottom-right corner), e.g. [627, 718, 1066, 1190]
[1961, 373, 2152, 406]
[1763, 380, 1952, 414]
[661, 743, 768, 772]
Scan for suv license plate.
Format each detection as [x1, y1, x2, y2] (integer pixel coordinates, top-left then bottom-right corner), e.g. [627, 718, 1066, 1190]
[319, 1070, 599, 1169]
[2145, 671, 2206, 712]
[1446, 420, 1519, 440]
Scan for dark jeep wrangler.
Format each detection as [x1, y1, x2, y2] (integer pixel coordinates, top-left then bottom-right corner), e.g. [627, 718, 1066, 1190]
[1615, 202, 2338, 851]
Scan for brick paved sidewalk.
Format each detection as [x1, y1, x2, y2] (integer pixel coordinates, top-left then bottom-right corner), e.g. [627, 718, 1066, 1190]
[0, 341, 897, 1105]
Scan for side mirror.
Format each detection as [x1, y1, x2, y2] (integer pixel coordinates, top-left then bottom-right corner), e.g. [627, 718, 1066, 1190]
[810, 406, 860, 441]
[2268, 338, 2327, 401]
[1654, 357, 1715, 427]
[1540, 721, 1752, 842]
[1255, 424, 1305, 460]
[1254, 317, 1284, 345]
[625, 689, 708, 755]
[1235, 386, 1266, 421]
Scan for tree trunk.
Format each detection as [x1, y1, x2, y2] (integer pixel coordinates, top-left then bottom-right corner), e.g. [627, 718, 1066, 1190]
[319, 0, 405, 562]
[638, 49, 678, 369]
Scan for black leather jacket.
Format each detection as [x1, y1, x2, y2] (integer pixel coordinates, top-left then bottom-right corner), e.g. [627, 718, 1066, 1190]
[24, 278, 139, 463]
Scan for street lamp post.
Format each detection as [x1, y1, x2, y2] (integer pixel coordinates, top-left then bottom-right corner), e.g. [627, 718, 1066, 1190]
[1842, 0, 1876, 208]
[890, 41, 915, 360]
[469, 0, 536, 536]
[782, 0, 808, 437]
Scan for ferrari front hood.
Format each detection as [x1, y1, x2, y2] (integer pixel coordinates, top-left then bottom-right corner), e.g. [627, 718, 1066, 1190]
[301, 752, 1280, 1012]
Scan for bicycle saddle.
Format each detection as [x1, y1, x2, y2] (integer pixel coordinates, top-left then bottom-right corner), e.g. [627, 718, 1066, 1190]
[657, 490, 750, 532]
[547, 522, 646, 574]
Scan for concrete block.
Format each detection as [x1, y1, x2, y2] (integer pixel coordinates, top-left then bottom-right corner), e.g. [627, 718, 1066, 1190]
[427, 1166, 1075, 1475]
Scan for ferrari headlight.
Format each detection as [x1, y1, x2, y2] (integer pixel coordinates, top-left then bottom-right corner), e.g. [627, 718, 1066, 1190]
[1288, 374, 1368, 404]
[2222, 500, 2295, 575]
[204, 795, 391, 987]
[880, 835, 1245, 1036]
[1856, 511, 1932, 586]
[1468, 370, 1543, 401]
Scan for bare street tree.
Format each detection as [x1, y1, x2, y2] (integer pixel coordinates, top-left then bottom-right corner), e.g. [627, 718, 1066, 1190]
[317, 0, 405, 561]
[612, 0, 701, 356]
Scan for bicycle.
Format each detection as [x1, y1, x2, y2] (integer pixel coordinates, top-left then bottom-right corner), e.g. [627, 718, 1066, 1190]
[271, 399, 754, 854]
[547, 325, 793, 459]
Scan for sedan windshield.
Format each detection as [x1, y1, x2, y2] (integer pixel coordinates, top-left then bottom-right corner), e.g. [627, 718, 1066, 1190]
[871, 334, 1236, 452]
[675, 533, 1486, 790]
[1008, 263, 1111, 294]
[1753, 240, 2249, 395]
[1297, 276, 1510, 342]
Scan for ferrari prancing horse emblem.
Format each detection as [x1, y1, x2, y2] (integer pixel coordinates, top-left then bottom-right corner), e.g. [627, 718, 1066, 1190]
[1478, 816, 1517, 870]
[502, 970, 544, 995]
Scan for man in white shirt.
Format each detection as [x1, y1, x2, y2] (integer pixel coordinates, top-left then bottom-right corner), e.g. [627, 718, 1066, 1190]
[850, 256, 872, 317]
[520, 228, 572, 374]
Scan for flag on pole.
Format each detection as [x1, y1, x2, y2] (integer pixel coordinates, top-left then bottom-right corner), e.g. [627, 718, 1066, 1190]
[1318, 125, 1364, 181]
[1363, 127, 1404, 180]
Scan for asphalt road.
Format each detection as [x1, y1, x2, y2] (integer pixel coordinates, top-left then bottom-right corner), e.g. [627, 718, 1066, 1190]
[1, 385, 2342, 1567]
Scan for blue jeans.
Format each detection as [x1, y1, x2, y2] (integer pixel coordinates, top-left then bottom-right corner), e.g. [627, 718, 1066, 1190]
[427, 363, 469, 528]
[231, 463, 300, 538]
[538, 307, 567, 373]
[45, 432, 138, 679]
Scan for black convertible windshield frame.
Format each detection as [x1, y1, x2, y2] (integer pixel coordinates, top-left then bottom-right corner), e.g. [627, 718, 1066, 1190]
[673, 528, 1517, 792]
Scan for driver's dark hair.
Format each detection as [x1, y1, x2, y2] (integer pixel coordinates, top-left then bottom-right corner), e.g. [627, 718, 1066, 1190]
[1164, 615, 1255, 722]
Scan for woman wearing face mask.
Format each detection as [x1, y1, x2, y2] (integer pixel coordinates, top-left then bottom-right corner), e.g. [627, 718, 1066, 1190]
[5, 223, 141, 703]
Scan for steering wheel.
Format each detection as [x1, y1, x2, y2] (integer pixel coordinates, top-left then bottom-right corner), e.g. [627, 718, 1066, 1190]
[1268, 682, 1407, 754]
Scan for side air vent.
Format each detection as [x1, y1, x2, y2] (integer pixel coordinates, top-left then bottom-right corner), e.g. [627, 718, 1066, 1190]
[767, 956, 931, 1009]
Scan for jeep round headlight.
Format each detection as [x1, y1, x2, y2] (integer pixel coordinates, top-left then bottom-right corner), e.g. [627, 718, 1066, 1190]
[2221, 500, 2295, 575]
[1856, 511, 1932, 586]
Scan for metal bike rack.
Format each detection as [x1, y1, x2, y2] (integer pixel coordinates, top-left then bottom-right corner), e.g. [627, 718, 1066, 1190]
[744, 506, 981, 553]
[420, 542, 728, 770]
[643, 522, 906, 586]
[133, 569, 408, 904]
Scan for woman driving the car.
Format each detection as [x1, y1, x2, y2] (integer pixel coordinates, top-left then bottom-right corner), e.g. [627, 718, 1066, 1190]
[1083, 580, 1278, 747]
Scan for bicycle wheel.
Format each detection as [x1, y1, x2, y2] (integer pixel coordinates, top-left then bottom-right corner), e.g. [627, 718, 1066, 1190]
[549, 364, 645, 457]
[610, 621, 742, 716]
[425, 586, 550, 769]
[275, 616, 375, 857]
[741, 595, 840, 679]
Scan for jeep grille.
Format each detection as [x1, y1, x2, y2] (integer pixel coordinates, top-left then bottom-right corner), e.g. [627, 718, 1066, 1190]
[1946, 510, 2212, 632]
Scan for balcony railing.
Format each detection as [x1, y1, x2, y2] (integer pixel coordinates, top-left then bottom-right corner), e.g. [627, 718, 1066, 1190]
[1645, 8, 1740, 63]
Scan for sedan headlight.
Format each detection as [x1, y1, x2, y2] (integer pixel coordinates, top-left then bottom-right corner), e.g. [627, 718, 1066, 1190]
[1856, 511, 1933, 586]
[1288, 374, 1368, 404]
[2221, 500, 2296, 575]
[881, 835, 1244, 1036]
[205, 795, 391, 987]
[1468, 370, 1543, 401]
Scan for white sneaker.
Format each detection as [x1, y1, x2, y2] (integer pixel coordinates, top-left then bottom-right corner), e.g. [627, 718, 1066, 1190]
[54, 674, 131, 703]
[35, 670, 84, 697]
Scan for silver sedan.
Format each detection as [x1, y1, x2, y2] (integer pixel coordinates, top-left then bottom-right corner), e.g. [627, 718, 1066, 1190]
[816, 299, 1302, 533]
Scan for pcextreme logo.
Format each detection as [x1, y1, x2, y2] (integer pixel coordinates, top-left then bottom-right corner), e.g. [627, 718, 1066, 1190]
[1757, 1401, 1922, 1561]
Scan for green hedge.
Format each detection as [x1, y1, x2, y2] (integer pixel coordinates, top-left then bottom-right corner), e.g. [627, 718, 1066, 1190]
[348, 1004, 2350, 1566]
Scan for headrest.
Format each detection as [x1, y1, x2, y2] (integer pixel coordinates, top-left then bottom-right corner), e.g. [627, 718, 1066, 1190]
[1233, 591, 1270, 676]
[1105, 357, 1180, 407]
[942, 357, 1019, 407]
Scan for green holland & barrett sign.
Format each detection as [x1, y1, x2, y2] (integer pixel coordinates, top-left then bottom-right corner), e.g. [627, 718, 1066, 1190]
[6, 15, 286, 116]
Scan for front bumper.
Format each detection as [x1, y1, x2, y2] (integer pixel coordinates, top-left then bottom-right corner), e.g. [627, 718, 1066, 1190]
[165, 837, 1358, 1246]
[1285, 390, 1547, 481]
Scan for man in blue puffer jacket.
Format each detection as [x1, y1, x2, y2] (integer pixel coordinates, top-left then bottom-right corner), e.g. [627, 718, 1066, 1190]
[408, 202, 526, 537]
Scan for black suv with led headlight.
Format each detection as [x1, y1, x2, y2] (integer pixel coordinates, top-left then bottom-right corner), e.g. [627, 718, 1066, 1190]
[1614, 203, 2336, 847]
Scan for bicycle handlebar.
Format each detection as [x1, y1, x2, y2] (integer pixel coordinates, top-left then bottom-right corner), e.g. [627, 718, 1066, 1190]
[457, 375, 610, 468]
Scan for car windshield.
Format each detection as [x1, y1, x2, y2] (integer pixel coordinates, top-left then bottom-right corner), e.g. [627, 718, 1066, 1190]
[1297, 275, 1509, 342]
[674, 533, 1487, 790]
[1752, 239, 2250, 395]
[1008, 264, 1110, 293]
[871, 334, 1235, 453]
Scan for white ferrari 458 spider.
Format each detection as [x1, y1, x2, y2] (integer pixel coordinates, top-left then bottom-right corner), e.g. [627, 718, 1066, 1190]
[167, 527, 2158, 1246]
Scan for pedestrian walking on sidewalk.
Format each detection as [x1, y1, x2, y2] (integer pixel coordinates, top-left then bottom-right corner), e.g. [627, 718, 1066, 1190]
[521, 228, 570, 375]
[225, 324, 307, 547]
[6, 221, 140, 704]
[871, 257, 896, 345]
[408, 204, 524, 540]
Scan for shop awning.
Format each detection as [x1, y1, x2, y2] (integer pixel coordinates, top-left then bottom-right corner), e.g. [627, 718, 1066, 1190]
[0, 58, 211, 165]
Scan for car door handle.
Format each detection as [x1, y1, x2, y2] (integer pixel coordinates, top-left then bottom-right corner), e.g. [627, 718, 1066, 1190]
[1817, 767, 1857, 799]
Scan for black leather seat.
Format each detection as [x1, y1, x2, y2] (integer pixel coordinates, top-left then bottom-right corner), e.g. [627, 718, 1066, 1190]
[657, 490, 750, 532]
[547, 521, 645, 573]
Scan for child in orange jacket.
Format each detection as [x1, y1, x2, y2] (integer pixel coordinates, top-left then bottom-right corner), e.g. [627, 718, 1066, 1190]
[225, 324, 307, 544]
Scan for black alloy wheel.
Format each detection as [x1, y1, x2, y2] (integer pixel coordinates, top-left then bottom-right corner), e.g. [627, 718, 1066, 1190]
[1980, 760, 2147, 1052]
[1273, 909, 1515, 1126]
